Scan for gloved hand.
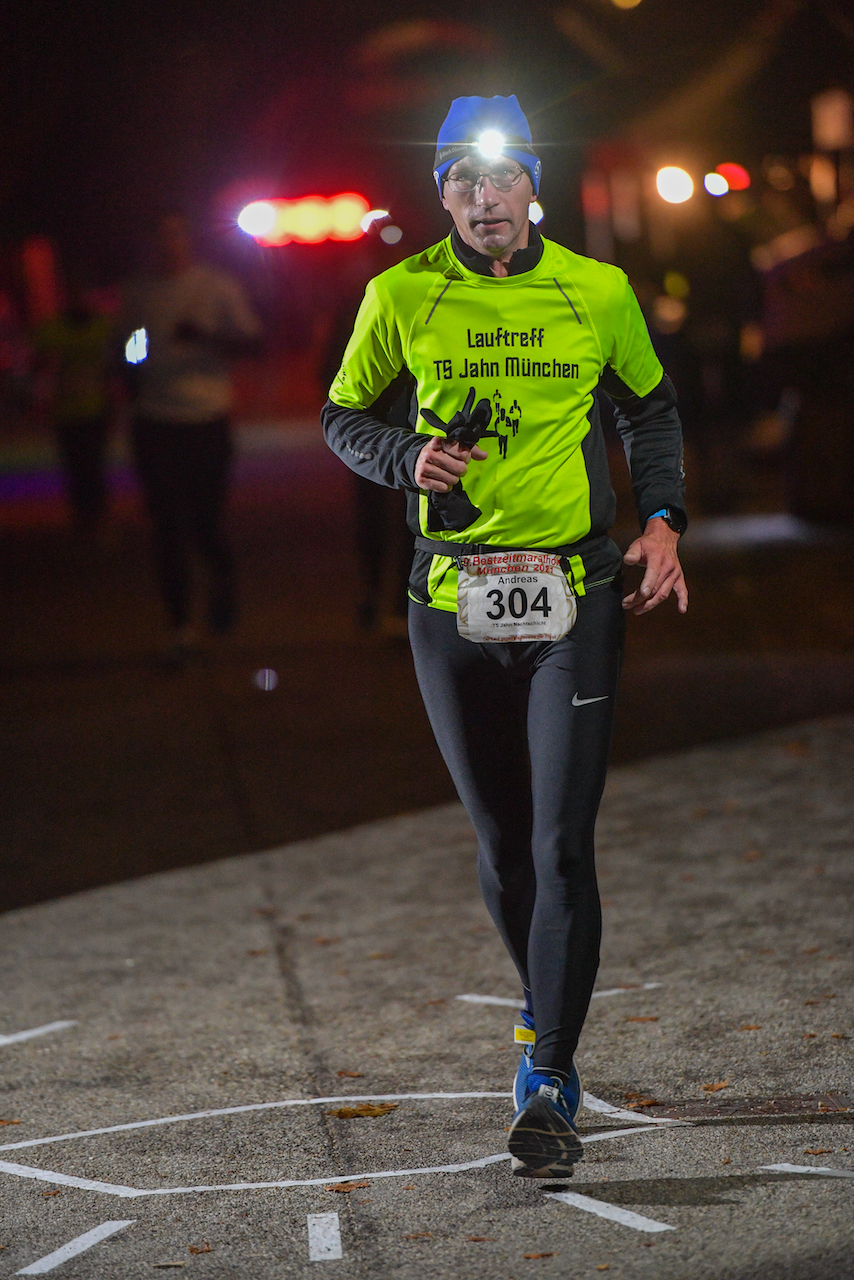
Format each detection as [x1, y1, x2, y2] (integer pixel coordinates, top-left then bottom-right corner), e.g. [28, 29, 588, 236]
[420, 387, 493, 532]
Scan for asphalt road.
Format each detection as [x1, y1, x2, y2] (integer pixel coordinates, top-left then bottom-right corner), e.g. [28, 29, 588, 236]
[1, 716, 852, 1279]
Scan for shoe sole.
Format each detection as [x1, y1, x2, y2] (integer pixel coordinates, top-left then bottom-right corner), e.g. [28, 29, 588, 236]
[510, 1155, 576, 1179]
[507, 1096, 583, 1172]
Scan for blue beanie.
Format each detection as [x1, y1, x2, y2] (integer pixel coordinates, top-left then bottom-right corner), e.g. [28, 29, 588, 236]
[434, 95, 541, 197]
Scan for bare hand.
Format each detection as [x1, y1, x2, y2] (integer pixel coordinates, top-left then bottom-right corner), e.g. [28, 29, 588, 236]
[414, 435, 488, 493]
[622, 517, 688, 615]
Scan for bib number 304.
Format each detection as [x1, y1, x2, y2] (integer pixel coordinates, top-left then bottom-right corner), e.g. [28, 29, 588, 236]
[456, 551, 577, 643]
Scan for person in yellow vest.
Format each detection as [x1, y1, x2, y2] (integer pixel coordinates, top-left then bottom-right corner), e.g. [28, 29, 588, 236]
[323, 96, 688, 1178]
[33, 282, 113, 534]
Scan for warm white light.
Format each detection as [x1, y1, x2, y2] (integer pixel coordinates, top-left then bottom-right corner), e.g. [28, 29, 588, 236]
[125, 328, 148, 364]
[477, 130, 505, 160]
[380, 225, 403, 244]
[529, 201, 544, 224]
[237, 201, 277, 238]
[704, 172, 729, 196]
[360, 208, 389, 233]
[656, 166, 694, 204]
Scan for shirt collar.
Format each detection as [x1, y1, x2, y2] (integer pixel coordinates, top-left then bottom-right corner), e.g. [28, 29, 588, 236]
[450, 222, 543, 277]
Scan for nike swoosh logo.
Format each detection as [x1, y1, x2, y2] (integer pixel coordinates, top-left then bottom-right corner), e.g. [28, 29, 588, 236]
[572, 693, 609, 706]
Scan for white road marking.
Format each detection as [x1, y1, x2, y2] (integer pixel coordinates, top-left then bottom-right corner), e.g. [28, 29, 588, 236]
[0, 1126, 667, 1199]
[0, 1092, 510, 1154]
[583, 1093, 685, 1126]
[760, 1163, 854, 1179]
[15, 1221, 135, 1274]
[0, 1161, 139, 1197]
[545, 1190, 675, 1233]
[307, 1212, 343, 1261]
[0, 1021, 77, 1047]
[456, 983, 660, 1007]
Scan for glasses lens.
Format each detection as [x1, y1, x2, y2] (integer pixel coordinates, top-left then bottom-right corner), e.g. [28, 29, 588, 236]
[447, 166, 524, 193]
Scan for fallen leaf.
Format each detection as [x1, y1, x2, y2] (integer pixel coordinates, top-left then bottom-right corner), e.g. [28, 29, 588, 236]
[325, 1179, 370, 1193]
[313, 937, 339, 946]
[468, 1236, 495, 1242]
[804, 1000, 820, 1006]
[739, 1024, 761, 1031]
[803, 1033, 817, 1039]
[0, 1119, 22, 1126]
[107, 1033, 121, 1040]
[524, 1252, 556, 1260]
[401, 1185, 415, 1190]
[832, 1033, 849, 1040]
[246, 949, 268, 957]
[336, 1070, 363, 1078]
[424, 999, 446, 1006]
[188, 1244, 211, 1254]
[627, 1098, 664, 1109]
[822, 993, 836, 999]
[758, 948, 774, 954]
[721, 1158, 731, 1165]
[702, 1081, 729, 1093]
[327, 1102, 398, 1119]
[368, 952, 391, 960]
[41, 1189, 61, 1197]
[404, 1232, 432, 1240]
[597, 1267, 611, 1272]
[626, 1016, 658, 1023]
[804, 1148, 832, 1156]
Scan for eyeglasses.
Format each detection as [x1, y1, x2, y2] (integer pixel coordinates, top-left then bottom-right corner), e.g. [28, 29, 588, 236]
[445, 164, 527, 194]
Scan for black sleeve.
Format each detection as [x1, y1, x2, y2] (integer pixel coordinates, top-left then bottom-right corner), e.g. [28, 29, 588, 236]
[600, 368, 687, 531]
[321, 373, 424, 491]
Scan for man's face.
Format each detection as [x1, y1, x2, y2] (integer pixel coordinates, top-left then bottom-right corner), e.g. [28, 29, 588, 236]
[441, 155, 534, 258]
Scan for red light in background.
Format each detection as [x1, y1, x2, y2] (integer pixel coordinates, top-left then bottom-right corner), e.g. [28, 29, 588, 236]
[238, 194, 371, 246]
[715, 163, 751, 192]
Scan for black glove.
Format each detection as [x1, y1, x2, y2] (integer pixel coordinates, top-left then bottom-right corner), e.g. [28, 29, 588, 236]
[420, 387, 493, 532]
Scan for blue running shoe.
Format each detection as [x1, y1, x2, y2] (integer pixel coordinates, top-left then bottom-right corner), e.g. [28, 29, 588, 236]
[508, 1071, 584, 1178]
[512, 1012, 536, 1112]
[512, 1013, 584, 1123]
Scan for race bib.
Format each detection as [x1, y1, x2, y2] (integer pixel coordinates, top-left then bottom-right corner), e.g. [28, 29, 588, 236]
[456, 551, 577, 643]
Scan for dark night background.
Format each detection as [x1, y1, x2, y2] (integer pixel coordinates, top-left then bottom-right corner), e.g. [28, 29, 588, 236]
[1, 0, 853, 911]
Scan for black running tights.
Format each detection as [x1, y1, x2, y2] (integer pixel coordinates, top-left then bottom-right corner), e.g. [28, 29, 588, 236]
[408, 582, 624, 1076]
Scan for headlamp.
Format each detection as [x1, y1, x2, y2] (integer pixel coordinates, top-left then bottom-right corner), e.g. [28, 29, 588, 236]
[476, 130, 506, 161]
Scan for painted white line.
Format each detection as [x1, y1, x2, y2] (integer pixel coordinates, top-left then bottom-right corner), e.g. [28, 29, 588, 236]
[0, 1125, 666, 1199]
[307, 1212, 342, 1262]
[0, 1161, 139, 1197]
[759, 1163, 854, 1179]
[545, 1190, 675, 1233]
[0, 1021, 77, 1047]
[0, 1092, 510, 1154]
[455, 984, 661, 1008]
[15, 1221, 135, 1274]
[592, 983, 662, 999]
[456, 994, 519, 1007]
[583, 1092, 685, 1126]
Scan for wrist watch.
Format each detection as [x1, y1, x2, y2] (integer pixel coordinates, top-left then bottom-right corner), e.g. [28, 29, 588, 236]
[648, 507, 687, 535]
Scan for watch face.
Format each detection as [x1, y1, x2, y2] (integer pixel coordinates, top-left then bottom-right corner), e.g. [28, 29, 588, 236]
[664, 508, 687, 534]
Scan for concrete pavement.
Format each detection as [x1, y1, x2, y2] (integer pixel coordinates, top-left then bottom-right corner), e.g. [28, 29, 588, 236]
[1, 715, 852, 1278]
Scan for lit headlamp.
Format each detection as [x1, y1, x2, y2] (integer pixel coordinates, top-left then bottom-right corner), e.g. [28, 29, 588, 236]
[476, 130, 506, 161]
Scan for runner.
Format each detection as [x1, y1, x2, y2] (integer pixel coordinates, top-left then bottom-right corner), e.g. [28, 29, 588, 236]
[322, 95, 688, 1178]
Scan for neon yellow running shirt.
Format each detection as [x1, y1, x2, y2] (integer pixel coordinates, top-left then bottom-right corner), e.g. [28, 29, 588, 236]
[329, 234, 663, 612]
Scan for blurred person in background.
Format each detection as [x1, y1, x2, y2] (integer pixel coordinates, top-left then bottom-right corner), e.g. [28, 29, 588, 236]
[120, 211, 262, 660]
[32, 279, 114, 535]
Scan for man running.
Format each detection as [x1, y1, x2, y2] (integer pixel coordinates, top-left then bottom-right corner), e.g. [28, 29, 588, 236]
[322, 95, 687, 1178]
